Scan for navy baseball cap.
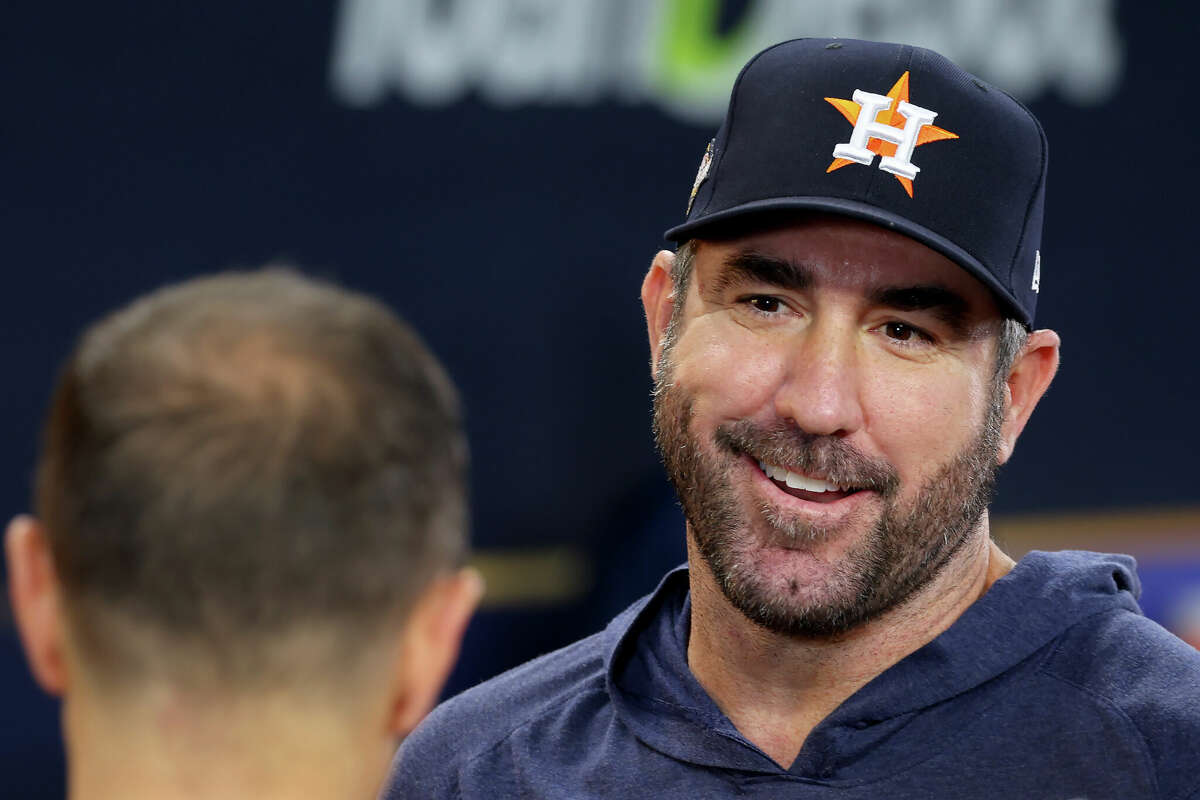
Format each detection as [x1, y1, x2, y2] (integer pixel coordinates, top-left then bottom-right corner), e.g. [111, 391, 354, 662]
[665, 38, 1048, 326]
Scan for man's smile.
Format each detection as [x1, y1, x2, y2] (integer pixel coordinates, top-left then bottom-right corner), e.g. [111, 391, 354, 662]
[755, 459, 863, 503]
[738, 455, 876, 520]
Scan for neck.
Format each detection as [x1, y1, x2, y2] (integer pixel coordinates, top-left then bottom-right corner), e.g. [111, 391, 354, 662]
[63, 682, 396, 800]
[686, 518, 1014, 769]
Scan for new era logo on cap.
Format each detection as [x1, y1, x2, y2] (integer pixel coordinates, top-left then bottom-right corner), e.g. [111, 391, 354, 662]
[665, 38, 1048, 326]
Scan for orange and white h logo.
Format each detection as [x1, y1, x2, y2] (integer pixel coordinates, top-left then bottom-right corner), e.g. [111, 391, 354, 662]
[825, 72, 957, 197]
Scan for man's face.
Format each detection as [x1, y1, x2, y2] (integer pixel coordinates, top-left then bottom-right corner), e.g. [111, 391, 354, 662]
[652, 217, 1007, 637]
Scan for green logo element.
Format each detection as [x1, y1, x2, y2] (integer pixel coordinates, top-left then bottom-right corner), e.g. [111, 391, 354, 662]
[654, 0, 758, 112]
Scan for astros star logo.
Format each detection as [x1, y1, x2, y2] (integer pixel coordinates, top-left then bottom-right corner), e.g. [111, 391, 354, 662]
[825, 71, 958, 197]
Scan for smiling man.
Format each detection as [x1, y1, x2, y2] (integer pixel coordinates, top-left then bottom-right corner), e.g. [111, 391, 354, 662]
[385, 39, 1200, 798]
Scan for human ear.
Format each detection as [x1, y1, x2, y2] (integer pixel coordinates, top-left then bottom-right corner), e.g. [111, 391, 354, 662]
[5, 515, 69, 696]
[386, 567, 483, 737]
[997, 329, 1061, 465]
[641, 250, 677, 375]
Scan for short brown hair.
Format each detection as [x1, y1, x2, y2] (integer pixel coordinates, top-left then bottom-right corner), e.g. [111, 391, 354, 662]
[36, 269, 467, 689]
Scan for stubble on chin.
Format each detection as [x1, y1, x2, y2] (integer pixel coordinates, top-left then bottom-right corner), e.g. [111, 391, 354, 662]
[651, 360, 1002, 639]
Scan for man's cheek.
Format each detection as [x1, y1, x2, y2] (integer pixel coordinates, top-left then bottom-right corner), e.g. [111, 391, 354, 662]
[865, 382, 975, 483]
[688, 336, 785, 405]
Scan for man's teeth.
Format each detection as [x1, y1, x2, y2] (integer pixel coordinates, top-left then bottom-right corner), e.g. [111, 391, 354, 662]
[756, 460, 846, 493]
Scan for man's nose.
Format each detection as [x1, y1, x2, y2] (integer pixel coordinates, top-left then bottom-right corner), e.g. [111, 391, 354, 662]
[773, 321, 865, 437]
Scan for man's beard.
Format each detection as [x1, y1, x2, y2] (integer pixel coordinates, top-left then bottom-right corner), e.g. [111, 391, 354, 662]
[651, 356, 1003, 639]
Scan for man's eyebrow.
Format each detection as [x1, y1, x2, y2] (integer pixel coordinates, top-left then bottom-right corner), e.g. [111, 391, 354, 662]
[869, 285, 971, 333]
[708, 250, 813, 295]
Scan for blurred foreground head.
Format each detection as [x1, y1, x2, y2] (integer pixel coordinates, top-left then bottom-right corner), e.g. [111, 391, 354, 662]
[7, 269, 481, 800]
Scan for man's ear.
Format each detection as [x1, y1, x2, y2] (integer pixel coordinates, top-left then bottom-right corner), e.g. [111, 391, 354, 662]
[5, 515, 69, 696]
[641, 250, 678, 375]
[386, 567, 483, 737]
[997, 329, 1061, 465]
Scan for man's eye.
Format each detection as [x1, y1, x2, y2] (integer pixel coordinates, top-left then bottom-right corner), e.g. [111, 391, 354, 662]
[883, 322, 928, 343]
[746, 296, 781, 313]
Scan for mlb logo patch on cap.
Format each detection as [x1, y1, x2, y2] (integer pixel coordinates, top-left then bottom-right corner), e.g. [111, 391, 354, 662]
[665, 38, 1049, 326]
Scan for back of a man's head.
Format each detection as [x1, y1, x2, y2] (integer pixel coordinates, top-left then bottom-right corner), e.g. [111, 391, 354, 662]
[7, 269, 481, 799]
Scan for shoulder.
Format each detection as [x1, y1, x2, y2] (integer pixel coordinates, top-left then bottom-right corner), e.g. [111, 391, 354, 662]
[1041, 608, 1200, 797]
[1043, 607, 1200, 707]
[383, 628, 612, 798]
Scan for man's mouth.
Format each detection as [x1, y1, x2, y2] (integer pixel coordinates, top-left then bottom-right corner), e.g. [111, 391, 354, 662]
[755, 460, 863, 504]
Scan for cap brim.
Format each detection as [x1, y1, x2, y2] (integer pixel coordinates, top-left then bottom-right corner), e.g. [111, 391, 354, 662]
[664, 197, 1031, 327]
